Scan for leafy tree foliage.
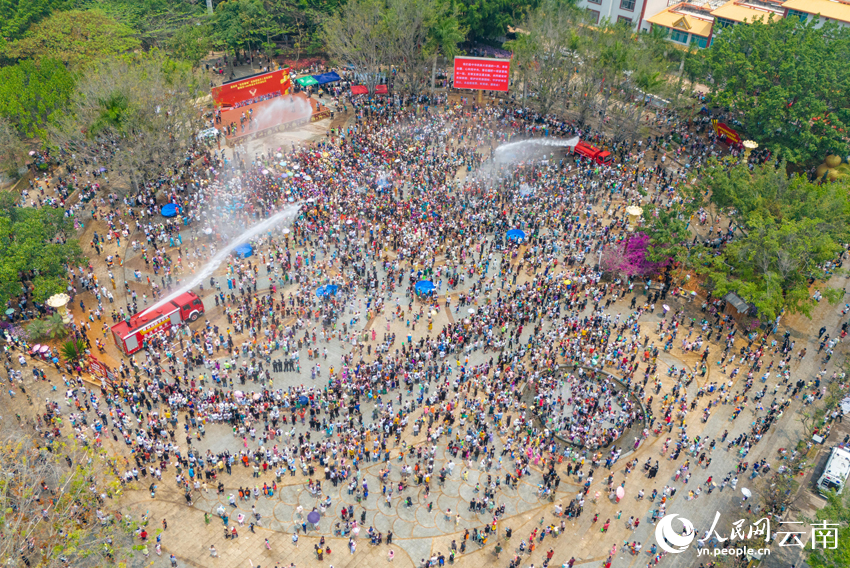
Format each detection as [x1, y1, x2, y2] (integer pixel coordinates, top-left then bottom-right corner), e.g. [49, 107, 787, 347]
[214, 0, 274, 56]
[807, 490, 850, 568]
[24, 313, 69, 341]
[0, 192, 84, 310]
[425, 4, 467, 93]
[3, 9, 141, 67]
[0, 0, 76, 42]
[93, 0, 209, 49]
[0, 59, 75, 140]
[686, 161, 850, 322]
[700, 16, 850, 165]
[458, 0, 538, 40]
[167, 21, 215, 66]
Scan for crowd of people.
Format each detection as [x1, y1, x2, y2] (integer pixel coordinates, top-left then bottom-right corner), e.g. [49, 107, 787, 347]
[7, 83, 833, 568]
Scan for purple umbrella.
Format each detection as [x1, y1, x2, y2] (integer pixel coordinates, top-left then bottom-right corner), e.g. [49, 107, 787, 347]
[307, 511, 321, 524]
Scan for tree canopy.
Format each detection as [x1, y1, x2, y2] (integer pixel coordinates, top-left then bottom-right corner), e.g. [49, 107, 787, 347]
[700, 16, 850, 165]
[0, 58, 75, 140]
[807, 490, 850, 568]
[0, 0, 76, 42]
[214, 0, 275, 56]
[0, 192, 84, 309]
[681, 161, 850, 322]
[2, 9, 141, 68]
[459, 0, 538, 40]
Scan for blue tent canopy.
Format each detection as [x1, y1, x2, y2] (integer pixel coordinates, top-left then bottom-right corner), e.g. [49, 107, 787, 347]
[316, 284, 339, 297]
[312, 72, 341, 85]
[506, 229, 526, 242]
[161, 203, 178, 218]
[234, 243, 253, 258]
[415, 280, 436, 294]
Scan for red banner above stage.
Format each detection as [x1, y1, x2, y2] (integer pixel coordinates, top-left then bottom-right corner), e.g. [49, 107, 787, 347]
[453, 56, 510, 92]
[212, 69, 292, 107]
[711, 119, 742, 146]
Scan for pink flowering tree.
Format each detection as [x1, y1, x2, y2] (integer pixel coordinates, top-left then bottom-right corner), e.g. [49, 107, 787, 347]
[601, 233, 670, 278]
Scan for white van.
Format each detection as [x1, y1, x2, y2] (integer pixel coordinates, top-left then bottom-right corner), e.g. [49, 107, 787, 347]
[817, 446, 850, 496]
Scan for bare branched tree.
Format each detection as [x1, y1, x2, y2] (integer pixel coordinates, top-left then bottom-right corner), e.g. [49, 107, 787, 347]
[50, 53, 206, 194]
[321, 0, 392, 95]
[0, 434, 136, 567]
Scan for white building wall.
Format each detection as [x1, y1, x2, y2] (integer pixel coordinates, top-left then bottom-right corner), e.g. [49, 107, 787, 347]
[640, 0, 672, 30]
[577, 0, 675, 30]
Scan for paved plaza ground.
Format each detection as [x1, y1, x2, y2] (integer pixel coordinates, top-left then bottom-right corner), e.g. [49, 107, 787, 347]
[12, 100, 847, 568]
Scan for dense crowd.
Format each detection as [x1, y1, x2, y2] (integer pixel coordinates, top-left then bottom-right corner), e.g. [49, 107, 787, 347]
[9, 89, 831, 568]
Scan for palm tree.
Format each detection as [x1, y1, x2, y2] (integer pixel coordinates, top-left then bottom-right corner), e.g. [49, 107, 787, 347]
[88, 94, 130, 139]
[426, 4, 467, 96]
[43, 313, 69, 339]
[25, 313, 69, 341]
[61, 338, 88, 364]
[24, 318, 49, 342]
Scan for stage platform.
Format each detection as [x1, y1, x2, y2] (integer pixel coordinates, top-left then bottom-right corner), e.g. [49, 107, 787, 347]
[220, 93, 331, 145]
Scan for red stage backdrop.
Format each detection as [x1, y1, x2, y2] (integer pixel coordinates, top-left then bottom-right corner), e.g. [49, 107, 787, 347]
[212, 69, 292, 107]
[453, 57, 510, 91]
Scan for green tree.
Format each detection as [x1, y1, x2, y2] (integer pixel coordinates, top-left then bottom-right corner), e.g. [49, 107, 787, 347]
[214, 0, 274, 59]
[93, 0, 209, 50]
[24, 313, 68, 341]
[0, 0, 76, 42]
[642, 206, 692, 265]
[264, 0, 340, 59]
[0, 59, 75, 140]
[459, 0, 537, 40]
[0, 192, 85, 310]
[167, 21, 215, 66]
[676, 161, 850, 322]
[60, 338, 88, 363]
[807, 491, 850, 568]
[3, 9, 141, 68]
[0, 435, 135, 567]
[425, 2, 467, 95]
[700, 16, 850, 165]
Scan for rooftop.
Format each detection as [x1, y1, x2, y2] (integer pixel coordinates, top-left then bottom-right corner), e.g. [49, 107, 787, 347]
[781, 0, 850, 23]
[711, 0, 785, 22]
[648, 3, 715, 36]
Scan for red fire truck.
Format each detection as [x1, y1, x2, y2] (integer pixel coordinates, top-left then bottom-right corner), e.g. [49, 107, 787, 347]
[573, 141, 613, 166]
[111, 291, 205, 355]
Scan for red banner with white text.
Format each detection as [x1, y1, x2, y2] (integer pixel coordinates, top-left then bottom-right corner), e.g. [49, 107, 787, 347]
[212, 69, 292, 108]
[453, 57, 511, 92]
